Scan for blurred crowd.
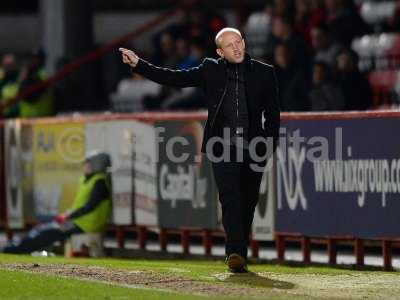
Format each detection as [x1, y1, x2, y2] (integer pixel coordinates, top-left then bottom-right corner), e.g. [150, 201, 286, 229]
[113, 5, 227, 112]
[2, 0, 399, 116]
[116, 0, 393, 112]
[0, 50, 54, 118]
[245, 0, 376, 111]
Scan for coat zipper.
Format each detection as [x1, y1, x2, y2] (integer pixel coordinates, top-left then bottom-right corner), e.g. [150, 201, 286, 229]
[235, 65, 239, 134]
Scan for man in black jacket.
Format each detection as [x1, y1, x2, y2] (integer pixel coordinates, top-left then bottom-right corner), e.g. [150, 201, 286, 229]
[120, 27, 280, 273]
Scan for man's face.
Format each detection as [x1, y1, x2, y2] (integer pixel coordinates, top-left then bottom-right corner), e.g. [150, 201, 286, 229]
[160, 33, 175, 55]
[313, 64, 325, 84]
[337, 52, 354, 71]
[325, 0, 339, 12]
[2, 54, 17, 73]
[216, 31, 245, 64]
[272, 18, 287, 39]
[311, 28, 327, 50]
[83, 161, 93, 175]
[274, 45, 290, 69]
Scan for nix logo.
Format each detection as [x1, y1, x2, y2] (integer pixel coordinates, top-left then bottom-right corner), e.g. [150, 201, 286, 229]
[277, 146, 307, 210]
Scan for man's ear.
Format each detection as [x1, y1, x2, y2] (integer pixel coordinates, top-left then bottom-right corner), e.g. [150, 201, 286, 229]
[216, 48, 224, 58]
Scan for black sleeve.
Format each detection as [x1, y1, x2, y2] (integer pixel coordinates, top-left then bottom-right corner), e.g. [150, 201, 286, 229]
[69, 179, 110, 219]
[269, 66, 281, 153]
[132, 58, 206, 88]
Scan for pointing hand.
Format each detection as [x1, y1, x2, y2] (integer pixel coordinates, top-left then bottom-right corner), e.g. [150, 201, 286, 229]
[119, 48, 139, 67]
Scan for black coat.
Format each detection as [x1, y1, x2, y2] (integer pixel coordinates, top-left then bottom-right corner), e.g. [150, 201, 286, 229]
[133, 53, 280, 157]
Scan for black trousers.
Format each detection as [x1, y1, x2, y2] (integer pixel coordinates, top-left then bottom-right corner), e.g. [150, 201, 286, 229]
[211, 146, 266, 259]
[2, 221, 83, 254]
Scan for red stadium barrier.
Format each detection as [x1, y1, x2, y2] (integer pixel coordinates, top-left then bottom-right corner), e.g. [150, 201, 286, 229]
[2, 110, 400, 271]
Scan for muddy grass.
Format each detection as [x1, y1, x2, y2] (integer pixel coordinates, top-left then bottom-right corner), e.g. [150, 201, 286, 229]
[2, 263, 399, 299]
[1, 263, 291, 299]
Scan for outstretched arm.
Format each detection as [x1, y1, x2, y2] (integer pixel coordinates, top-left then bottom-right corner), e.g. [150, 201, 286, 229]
[119, 48, 204, 88]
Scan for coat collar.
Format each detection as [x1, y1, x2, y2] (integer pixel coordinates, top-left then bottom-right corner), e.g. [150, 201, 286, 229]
[219, 52, 254, 72]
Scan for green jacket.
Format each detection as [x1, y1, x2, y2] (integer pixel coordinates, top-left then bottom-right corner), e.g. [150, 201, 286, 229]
[71, 173, 112, 233]
[20, 69, 54, 118]
[1, 81, 20, 117]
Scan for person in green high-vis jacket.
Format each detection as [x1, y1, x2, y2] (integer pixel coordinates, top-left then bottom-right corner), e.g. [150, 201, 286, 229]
[18, 50, 54, 118]
[0, 53, 20, 117]
[1, 151, 112, 254]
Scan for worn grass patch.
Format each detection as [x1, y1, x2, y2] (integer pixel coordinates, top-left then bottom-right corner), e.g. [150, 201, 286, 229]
[0, 268, 232, 300]
[0, 254, 399, 299]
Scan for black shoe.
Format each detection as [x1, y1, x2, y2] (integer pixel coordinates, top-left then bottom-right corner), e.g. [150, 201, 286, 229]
[225, 253, 248, 273]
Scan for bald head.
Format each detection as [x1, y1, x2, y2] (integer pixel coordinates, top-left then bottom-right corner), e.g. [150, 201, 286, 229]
[215, 27, 245, 63]
[215, 27, 242, 48]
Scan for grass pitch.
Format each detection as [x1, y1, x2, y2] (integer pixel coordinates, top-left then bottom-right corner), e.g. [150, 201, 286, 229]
[0, 254, 399, 300]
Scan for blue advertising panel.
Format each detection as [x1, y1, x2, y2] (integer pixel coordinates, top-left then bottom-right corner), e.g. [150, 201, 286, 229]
[276, 117, 400, 238]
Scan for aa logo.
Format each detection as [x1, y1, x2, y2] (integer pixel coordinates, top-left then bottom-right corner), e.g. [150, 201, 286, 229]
[57, 127, 85, 163]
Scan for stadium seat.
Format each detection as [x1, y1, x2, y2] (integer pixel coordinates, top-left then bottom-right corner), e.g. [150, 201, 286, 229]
[360, 1, 398, 24]
[64, 233, 105, 258]
[368, 69, 400, 106]
[110, 77, 161, 112]
[353, 33, 400, 71]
